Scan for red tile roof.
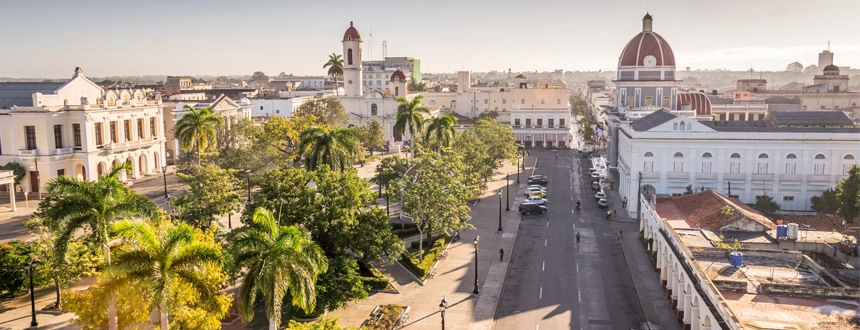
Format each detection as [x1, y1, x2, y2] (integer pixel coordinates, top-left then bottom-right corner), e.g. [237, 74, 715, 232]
[773, 214, 847, 233]
[657, 190, 775, 231]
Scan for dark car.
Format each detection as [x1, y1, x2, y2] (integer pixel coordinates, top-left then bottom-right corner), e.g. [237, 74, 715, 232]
[592, 181, 601, 190]
[518, 203, 547, 215]
[528, 177, 548, 184]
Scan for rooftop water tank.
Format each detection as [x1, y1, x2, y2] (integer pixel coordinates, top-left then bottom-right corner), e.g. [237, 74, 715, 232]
[776, 225, 788, 238]
[787, 223, 799, 240]
[730, 252, 743, 267]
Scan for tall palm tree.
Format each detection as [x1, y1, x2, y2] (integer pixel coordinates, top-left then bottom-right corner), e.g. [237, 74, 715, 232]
[41, 162, 156, 330]
[297, 126, 361, 172]
[174, 105, 223, 164]
[104, 219, 222, 330]
[323, 53, 343, 96]
[232, 208, 328, 330]
[424, 113, 458, 153]
[394, 95, 430, 158]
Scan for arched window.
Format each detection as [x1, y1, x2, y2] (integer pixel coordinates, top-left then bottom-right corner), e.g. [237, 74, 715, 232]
[644, 152, 654, 157]
[643, 152, 654, 171]
[729, 153, 742, 173]
[679, 121, 685, 130]
[450, 100, 456, 108]
[730, 153, 741, 158]
[673, 123, 678, 130]
[845, 154, 855, 160]
[702, 152, 713, 158]
[786, 153, 797, 159]
[429, 100, 436, 106]
[701, 152, 714, 172]
[758, 153, 769, 159]
[687, 123, 691, 130]
[756, 153, 770, 174]
[347, 49, 353, 65]
[370, 103, 378, 116]
[395, 86, 400, 96]
[814, 154, 826, 159]
[672, 152, 685, 172]
[673, 152, 684, 158]
[813, 154, 827, 175]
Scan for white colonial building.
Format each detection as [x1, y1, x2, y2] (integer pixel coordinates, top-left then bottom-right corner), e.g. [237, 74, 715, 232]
[617, 110, 859, 215]
[0, 67, 167, 193]
[165, 95, 252, 164]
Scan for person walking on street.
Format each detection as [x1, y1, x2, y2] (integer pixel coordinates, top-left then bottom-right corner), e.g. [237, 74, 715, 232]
[499, 248, 504, 261]
[622, 197, 628, 209]
[575, 232, 581, 247]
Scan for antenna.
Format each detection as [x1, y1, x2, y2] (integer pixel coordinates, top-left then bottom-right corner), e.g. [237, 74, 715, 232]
[369, 28, 373, 60]
[382, 40, 388, 59]
[827, 40, 830, 52]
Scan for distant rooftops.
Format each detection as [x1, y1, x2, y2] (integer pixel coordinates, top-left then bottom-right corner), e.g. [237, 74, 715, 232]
[630, 109, 859, 133]
[0, 81, 67, 108]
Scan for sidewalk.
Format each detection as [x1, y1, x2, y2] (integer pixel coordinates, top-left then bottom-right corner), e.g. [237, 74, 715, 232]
[619, 234, 681, 330]
[326, 156, 534, 330]
[0, 277, 94, 330]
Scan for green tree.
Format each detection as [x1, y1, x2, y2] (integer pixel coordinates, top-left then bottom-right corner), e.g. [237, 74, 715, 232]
[0, 240, 37, 297]
[173, 105, 223, 164]
[211, 115, 283, 175]
[323, 53, 343, 96]
[394, 152, 472, 260]
[295, 98, 349, 128]
[754, 195, 780, 213]
[425, 113, 457, 153]
[251, 71, 269, 81]
[64, 278, 153, 330]
[394, 95, 430, 158]
[232, 208, 328, 330]
[1, 161, 26, 190]
[786, 62, 804, 72]
[471, 119, 517, 162]
[372, 156, 411, 197]
[836, 164, 860, 225]
[353, 120, 385, 155]
[173, 164, 241, 229]
[37, 163, 156, 330]
[476, 110, 499, 121]
[104, 219, 227, 330]
[298, 127, 362, 172]
[287, 316, 358, 330]
[810, 187, 838, 212]
[259, 114, 320, 162]
[683, 185, 694, 195]
[407, 77, 426, 92]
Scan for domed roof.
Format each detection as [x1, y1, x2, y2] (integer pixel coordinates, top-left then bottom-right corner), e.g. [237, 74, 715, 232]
[390, 69, 407, 81]
[343, 21, 361, 41]
[823, 64, 839, 72]
[618, 14, 675, 68]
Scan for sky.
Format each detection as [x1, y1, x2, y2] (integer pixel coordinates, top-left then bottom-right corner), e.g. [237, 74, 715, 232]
[1, 0, 859, 78]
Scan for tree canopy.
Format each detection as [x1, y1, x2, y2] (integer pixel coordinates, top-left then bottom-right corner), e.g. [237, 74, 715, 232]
[836, 164, 860, 224]
[294, 98, 349, 128]
[173, 163, 241, 229]
[298, 127, 362, 172]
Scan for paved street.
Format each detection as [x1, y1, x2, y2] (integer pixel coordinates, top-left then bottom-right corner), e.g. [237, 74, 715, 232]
[495, 148, 650, 330]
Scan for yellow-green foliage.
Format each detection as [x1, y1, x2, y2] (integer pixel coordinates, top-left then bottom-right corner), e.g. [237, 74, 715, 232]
[401, 236, 448, 280]
[287, 315, 359, 330]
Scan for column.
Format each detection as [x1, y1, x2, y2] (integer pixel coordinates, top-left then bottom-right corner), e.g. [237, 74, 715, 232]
[8, 183, 15, 211]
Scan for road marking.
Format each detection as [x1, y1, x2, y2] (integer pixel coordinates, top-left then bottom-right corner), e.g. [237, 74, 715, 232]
[539, 287, 543, 299]
[571, 209, 574, 214]
[536, 326, 539, 330]
[544, 239, 547, 246]
[546, 222, 549, 228]
[576, 263, 579, 272]
[573, 224, 576, 229]
[542, 261, 545, 271]
[578, 290, 581, 302]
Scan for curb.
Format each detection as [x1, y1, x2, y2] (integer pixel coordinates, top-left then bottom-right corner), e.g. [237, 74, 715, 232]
[491, 213, 523, 330]
[617, 235, 655, 330]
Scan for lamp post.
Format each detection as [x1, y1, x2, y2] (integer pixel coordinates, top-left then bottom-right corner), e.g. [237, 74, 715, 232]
[245, 169, 252, 202]
[472, 235, 480, 294]
[439, 297, 448, 330]
[521, 144, 526, 170]
[516, 150, 521, 183]
[376, 164, 382, 198]
[505, 176, 510, 211]
[162, 166, 168, 199]
[28, 260, 41, 328]
[526, 133, 532, 150]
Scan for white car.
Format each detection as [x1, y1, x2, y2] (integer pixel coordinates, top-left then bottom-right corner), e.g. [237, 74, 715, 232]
[525, 196, 548, 205]
[525, 187, 546, 196]
[595, 191, 606, 200]
[528, 185, 548, 191]
[590, 172, 601, 179]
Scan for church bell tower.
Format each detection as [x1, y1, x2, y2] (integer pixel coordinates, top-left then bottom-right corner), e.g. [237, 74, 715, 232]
[342, 21, 363, 97]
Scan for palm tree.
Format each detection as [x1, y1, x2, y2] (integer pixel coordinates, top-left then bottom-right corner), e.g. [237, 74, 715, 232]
[104, 219, 222, 330]
[41, 162, 156, 330]
[297, 126, 362, 172]
[174, 105, 223, 164]
[424, 113, 458, 153]
[394, 95, 430, 158]
[232, 208, 328, 330]
[323, 53, 343, 96]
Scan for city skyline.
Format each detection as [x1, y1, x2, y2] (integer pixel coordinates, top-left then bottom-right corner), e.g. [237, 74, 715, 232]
[1, 0, 859, 78]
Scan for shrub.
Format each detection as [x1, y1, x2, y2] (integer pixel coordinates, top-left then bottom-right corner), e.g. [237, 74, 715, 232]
[357, 262, 389, 290]
[0, 241, 35, 297]
[400, 235, 448, 281]
[363, 304, 403, 330]
[409, 234, 443, 250]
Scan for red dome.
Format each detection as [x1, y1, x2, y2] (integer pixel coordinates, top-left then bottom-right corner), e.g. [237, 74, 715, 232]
[390, 69, 407, 81]
[343, 21, 361, 41]
[618, 31, 675, 67]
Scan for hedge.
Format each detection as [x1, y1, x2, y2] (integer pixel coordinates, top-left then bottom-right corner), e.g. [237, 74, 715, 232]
[359, 263, 390, 290]
[408, 234, 443, 250]
[400, 235, 448, 281]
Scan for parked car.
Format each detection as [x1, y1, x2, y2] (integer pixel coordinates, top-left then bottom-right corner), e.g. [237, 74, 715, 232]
[588, 168, 598, 173]
[592, 181, 601, 190]
[528, 185, 548, 192]
[597, 198, 609, 208]
[595, 191, 606, 200]
[528, 176, 548, 184]
[528, 191, 547, 198]
[525, 187, 546, 196]
[590, 172, 601, 179]
[525, 196, 548, 205]
[518, 202, 547, 215]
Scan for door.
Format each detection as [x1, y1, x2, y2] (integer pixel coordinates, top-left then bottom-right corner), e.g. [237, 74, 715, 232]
[29, 171, 40, 193]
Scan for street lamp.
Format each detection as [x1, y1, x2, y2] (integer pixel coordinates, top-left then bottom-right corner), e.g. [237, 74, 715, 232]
[472, 235, 480, 295]
[439, 296, 448, 330]
[28, 260, 42, 328]
[498, 190, 504, 232]
[516, 151, 521, 183]
[376, 164, 382, 198]
[521, 144, 526, 170]
[505, 175, 510, 211]
[161, 166, 168, 199]
[245, 169, 252, 202]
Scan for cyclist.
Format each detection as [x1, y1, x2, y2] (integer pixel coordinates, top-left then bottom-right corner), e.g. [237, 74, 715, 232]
[575, 199, 581, 211]
[555, 152, 558, 158]
[575, 232, 581, 247]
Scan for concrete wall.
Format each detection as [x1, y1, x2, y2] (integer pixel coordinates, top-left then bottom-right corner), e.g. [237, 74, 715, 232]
[712, 280, 747, 293]
[759, 283, 860, 299]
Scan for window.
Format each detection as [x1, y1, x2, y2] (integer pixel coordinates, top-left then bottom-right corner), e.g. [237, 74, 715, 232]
[559, 119, 565, 127]
[701, 153, 713, 173]
[95, 123, 103, 145]
[663, 96, 670, 108]
[150, 118, 157, 137]
[137, 119, 144, 139]
[673, 123, 678, 130]
[25, 126, 37, 150]
[783, 196, 794, 202]
[758, 153, 769, 159]
[347, 49, 353, 65]
[124, 120, 131, 141]
[756, 162, 769, 174]
[429, 100, 436, 106]
[626, 96, 634, 107]
[548, 119, 554, 128]
[54, 125, 63, 148]
[731, 153, 741, 158]
[643, 152, 655, 172]
[484, 99, 488, 104]
[73, 124, 81, 147]
[674, 152, 684, 158]
[514, 119, 521, 126]
[729, 153, 741, 173]
[702, 152, 713, 158]
[541, 99, 545, 104]
[536, 119, 543, 127]
[450, 100, 456, 108]
[260, 106, 263, 110]
[502, 99, 506, 104]
[377, 80, 381, 86]
[672, 152, 684, 172]
[525, 119, 532, 127]
[644, 152, 654, 157]
[644, 96, 653, 106]
[786, 153, 796, 159]
[110, 121, 117, 143]
[275, 110, 280, 113]
[57, 169, 65, 177]
[843, 154, 856, 175]
[557, 99, 561, 104]
[371, 103, 378, 116]
[814, 154, 826, 160]
[521, 99, 525, 104]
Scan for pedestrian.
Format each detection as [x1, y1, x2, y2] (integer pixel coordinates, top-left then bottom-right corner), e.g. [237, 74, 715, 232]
[622, 197, 628, 208]
[499, 248, 504, 261]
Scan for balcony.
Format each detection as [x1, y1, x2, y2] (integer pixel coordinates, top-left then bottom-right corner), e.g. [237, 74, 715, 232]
[697, 172, 717, 181]
[104, 137, 159, 152]
[807, 174, 831, 184]
[667, 172, 689, 181]
[54, 147, 74, 155]
[751, 173, 774, 182]
[724, 173, 746, 181]
[17, 149, 37, 157]
[641, 172, 659, 181]
[779, 174, 802, 183]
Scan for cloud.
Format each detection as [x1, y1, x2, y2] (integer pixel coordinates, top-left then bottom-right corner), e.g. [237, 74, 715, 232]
[677, 45, 860, 63]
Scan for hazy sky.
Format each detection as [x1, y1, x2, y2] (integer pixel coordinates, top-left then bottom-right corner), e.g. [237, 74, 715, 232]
[2, 0, 858, 78]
